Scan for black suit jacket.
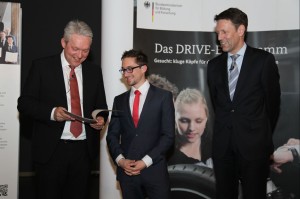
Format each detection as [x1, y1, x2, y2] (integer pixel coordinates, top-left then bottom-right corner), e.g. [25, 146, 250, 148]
[18, 54, 108, 163]
[5, 44, 18, 53]
[106, 84, 175, 181]
[207, 46, 281, 160]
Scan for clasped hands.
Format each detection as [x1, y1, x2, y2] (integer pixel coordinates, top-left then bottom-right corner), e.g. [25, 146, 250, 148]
[119, 158, 146, 176]
[54, 107, 105, 130]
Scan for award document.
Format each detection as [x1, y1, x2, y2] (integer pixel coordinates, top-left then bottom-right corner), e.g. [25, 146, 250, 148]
[63, 109, 118, 124]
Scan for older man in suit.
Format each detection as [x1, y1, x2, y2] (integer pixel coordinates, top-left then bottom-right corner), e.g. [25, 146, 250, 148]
[17, 20, 108, 199]
[207, 8, 281, 199]
[106, 49, 175, 199]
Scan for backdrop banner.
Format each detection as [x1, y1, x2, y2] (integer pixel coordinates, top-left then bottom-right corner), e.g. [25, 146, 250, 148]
[0, 2, 22, 199]
[134, 0, 299, 198]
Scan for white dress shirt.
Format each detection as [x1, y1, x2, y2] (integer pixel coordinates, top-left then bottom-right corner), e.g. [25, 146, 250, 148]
[116, 80, 153, 167]
[51, 51, 86, 140]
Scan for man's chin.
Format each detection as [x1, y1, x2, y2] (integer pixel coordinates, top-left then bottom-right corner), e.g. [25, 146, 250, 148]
[221, 47, 229, 52]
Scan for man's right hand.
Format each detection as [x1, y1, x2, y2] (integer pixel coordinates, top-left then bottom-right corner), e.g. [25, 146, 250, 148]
[119, 159, 138, 176]
[54, 107, 72, 121]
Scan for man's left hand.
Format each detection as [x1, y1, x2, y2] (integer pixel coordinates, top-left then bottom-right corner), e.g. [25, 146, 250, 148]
[90, 116, 105, 130]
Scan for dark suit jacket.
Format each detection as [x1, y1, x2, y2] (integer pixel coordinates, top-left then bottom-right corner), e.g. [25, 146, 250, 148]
[0, 40, 7, 63]
[207, 45, 281, 160]
[18, 54, 108, 163]
[5, 44, 18, 53]
[106, 84, 175, 181]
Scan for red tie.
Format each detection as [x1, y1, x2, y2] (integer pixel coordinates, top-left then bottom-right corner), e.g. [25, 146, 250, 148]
[69, 66, 82, 137]
[132, 90, 141, 127]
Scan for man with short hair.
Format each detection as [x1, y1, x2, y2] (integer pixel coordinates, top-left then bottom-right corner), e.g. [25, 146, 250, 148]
[107, 49, 175, 199]
[207, 8, 281, 199]
[18, 19, 108, 199]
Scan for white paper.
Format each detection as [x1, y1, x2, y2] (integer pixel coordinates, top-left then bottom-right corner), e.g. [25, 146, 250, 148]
[5, 52, 18, 63]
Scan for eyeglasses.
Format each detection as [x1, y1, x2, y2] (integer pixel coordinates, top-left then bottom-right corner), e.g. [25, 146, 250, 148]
[119, 64, 143, 74]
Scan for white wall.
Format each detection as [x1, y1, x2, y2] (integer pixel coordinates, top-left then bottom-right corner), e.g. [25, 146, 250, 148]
[100, 0, 134, 198]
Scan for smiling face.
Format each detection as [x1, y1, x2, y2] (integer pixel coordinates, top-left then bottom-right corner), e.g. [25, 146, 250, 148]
[176, 101, 208, 144]
[121, 57, 147, 89]
[215, 19, 245, 54]
[61, 33, 91, 67]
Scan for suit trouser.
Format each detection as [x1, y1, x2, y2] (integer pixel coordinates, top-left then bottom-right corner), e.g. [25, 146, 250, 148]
[35, 140, 91, 199]
[119, 165, 171, 199]
[213, 136, 270, 199]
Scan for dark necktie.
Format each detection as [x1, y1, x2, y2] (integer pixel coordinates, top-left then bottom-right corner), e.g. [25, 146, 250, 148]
[132, 90, 141, 127]
[69, 66, 82, 137]
[229, 54, 240, 101]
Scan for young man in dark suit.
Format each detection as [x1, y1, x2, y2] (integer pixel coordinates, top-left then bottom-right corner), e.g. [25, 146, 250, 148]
[17, 20, 108, 199]
[106, 49, 175, 199]
[207, 8, 281, 199]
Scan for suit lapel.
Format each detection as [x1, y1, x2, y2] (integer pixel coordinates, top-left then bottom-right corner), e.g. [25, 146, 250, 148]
[129, 84, 155, 128]
[52, 56, 68, 107]
[138, 85, 154, 126]
[233, 47, 252, 100]
[219, 54, 231, 100]
[124, 90, 135, 128]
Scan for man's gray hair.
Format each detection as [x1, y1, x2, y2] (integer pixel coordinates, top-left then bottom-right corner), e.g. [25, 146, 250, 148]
[63, 19, 93, 42]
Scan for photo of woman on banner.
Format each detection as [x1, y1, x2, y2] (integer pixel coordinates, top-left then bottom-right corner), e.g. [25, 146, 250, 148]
[168, 88, 212, 167]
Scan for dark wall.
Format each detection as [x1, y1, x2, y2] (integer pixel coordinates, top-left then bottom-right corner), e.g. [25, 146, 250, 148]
[10, 0, 102, 172]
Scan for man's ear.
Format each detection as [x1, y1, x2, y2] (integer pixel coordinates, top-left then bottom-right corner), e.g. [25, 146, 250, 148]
[141, 64, 148, 73]
[238, 25, 246, 37]
[61, 38, 66, 48]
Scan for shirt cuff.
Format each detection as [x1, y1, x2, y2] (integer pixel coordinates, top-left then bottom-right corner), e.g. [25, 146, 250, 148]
[116, 154, 125, 166]
[142, 155, 153, 167]
[51, 108, 56, 121]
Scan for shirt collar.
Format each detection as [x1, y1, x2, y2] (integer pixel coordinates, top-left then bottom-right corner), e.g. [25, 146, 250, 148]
[131, 80, 150, 96]
[60, 50, 82, 70]
[228, 42, 247, 58]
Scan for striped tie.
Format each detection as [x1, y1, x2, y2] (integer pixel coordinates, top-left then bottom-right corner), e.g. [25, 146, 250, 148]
[229, 54, 240, 101]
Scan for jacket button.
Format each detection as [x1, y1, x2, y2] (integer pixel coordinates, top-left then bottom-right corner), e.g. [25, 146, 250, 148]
[231, 109, 235, 112]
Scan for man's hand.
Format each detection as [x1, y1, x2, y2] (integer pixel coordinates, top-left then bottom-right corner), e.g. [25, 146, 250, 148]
[90, 116, 105, 130]
[271, 147, 293, 173]
[119, 159, 136, 176]
[119, 159, 146, 176]
[130, 160, 146, 175]
[54, 107, 72, 121]
[285, 138, 300, 146]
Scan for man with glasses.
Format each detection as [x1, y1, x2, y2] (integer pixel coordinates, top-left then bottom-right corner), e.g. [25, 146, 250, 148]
[106, 49, 175, 199]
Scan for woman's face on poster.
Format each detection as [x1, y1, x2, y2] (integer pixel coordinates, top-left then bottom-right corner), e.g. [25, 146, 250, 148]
[176, 101, 207, 143]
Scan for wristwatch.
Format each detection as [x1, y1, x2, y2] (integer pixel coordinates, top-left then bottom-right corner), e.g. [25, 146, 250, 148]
[288, 147, 300, 164]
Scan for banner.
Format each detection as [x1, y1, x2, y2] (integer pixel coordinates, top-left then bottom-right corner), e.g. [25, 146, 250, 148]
[134, 0, 299, 198]
[0, 2, 22, 198]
